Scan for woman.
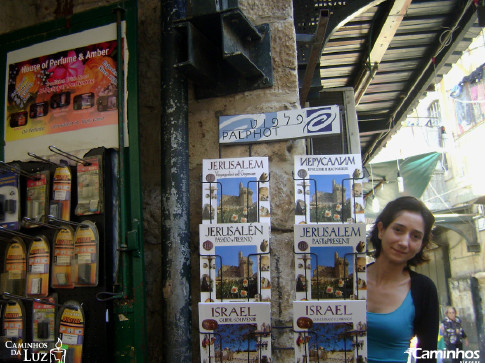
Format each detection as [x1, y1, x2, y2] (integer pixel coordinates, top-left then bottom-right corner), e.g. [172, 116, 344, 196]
[367, 196, 439, 363]
[440, 306, 468, 363]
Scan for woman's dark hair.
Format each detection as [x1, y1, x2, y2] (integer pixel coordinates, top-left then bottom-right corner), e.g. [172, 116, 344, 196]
[369, 196, 435, 266]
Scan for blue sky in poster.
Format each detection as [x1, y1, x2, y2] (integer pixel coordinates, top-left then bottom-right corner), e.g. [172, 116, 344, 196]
[310, 246, 354, 275]
[216, 324, 257, 351]
[219, 177, 257, 203]
[215, 245, 257, 274]
[311, 323, 353, 351]
[309, 174, 351, 202]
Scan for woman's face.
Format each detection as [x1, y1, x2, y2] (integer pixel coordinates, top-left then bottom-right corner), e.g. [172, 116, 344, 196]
[377, 211, 425, 266]
[446, 309, 456, 320]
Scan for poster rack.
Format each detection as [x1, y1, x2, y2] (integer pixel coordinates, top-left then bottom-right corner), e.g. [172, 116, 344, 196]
[201, 180, 223, 223]
[340, 174, 365, 223]
[293, 175, 318, 224]
[246, 176, 270, 223]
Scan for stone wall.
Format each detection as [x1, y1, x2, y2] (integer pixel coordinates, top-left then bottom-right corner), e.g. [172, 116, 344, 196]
[187, 2, 301, 360]
[444, 226, 485, 355]
[448, 277, 480, 351]
[0, 0, 299, 361]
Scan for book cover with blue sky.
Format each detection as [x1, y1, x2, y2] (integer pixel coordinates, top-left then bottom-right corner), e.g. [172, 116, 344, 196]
[293, 300, 367, 363]
[294, 154, 364, 224]
[294, 223, 367, 301]
[202, 157, 270, 225]
[199, 302, 271, 362]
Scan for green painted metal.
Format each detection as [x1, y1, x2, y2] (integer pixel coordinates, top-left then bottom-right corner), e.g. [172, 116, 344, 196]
[0, 1, 147, 362]
[113, 1, 148, 362]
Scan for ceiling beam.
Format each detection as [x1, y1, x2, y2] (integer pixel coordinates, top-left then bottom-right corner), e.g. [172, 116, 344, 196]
[362, 1, 478, 164]
[299, 9, 329, 107]
[354, 0, 413, 104]
[369, 0, 413, 61]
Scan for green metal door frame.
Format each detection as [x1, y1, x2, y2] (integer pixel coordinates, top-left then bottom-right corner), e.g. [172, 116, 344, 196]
[0, 1, 147, 362]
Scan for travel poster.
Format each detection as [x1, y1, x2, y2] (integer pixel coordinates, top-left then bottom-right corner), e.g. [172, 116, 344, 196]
[294, 154, 364, 224]
[199, 302, 271, 362]
[202, 157, 270, 225]
[293, 300, 367, 363]
[200, 223, 270, 302]
[294, 223, 367, 301]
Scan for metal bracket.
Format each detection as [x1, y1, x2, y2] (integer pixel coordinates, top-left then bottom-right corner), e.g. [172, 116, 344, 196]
[174, 5, 273, 99]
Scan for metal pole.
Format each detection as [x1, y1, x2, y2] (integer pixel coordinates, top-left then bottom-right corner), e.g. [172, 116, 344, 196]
[161, 0, 192, 361]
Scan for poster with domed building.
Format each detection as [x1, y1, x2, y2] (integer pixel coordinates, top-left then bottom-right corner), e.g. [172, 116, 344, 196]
[199, 223, 271, 303]
[202, 157, 270, 225]
[294, 223, 367, 301]
[294, 154, 364, 224]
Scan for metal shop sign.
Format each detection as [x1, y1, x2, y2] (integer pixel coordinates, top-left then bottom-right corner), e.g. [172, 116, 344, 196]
[219, 105, 340, 144]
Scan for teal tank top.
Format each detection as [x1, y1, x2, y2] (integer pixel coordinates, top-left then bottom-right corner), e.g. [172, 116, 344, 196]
[367, 290, 415, 363]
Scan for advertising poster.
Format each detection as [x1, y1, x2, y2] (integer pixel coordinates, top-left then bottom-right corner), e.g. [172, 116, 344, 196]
[293, 300, 367, 363]
[199, 302, 272, 362]
[199, 223, 271, 303]
[202, 157, 270, 225]
[294, 154, 364, 224]
[294, 223, 367, 301]
[3, 24, 128, 161]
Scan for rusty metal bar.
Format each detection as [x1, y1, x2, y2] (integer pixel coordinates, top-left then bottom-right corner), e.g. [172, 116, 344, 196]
[299, 9, 329, 107]
[161, 0, 192, 361]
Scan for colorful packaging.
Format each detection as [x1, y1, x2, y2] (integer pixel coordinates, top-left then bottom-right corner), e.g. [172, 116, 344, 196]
[50, 165, 72, 221]
[73, 221, 99, 286]
[57, 300, 84, 363]
[51, 226, 75, 289]
[1, 237, 27, 296]
[24, 170, 50, 228]
[33, 294, 57, 345]
[75, 155, 103, 216]
[26, 235, 50, 297]
[2, 299, 25, 340]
